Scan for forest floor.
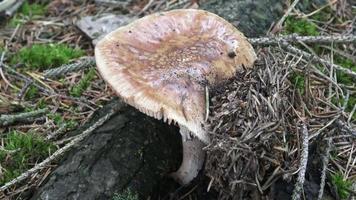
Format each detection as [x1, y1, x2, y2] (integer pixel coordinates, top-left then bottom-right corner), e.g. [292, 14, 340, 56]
[0, 0, 355, 199]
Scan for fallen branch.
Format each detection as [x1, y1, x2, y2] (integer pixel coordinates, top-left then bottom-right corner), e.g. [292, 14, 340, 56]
[249, 34, 356, 45]
[0, 107, 116, 192]
[291, 123, 309, 200]
[0, 108, 48, 127]
[44, 57, 96, 78]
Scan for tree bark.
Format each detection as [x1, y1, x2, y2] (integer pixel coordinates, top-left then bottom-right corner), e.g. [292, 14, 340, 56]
[31, 99, 181, 200]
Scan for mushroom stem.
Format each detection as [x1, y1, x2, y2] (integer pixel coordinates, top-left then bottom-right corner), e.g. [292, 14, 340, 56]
[171, 126, 206, 185]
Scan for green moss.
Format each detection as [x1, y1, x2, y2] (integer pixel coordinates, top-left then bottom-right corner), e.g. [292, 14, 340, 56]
[112, 189, 138, 200]
[284, 16, 320, 36]
[20, 1, 47, 16]
[311, 7, 332, 22]
[289, 71, 305, 94]
[11, 44, 84, 70]
[332, 56, 356, 120]
[331, 172, 352, 199]
[8, 1, 47, 27]
[0, 131, 56, 185]
[48, 113, 78, 130]
[25, 85, 39, 100]
[335, 57, 356, 85]
[70, 69, 96, 97]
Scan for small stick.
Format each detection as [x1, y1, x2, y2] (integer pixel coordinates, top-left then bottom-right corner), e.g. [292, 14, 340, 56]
[0, 108, 48, 127]
[280, 41, 356, 78]
[43, 57, 96, 78]
[0, 108, 116, 192]
[270, 0, 301, 34]
[291, 123, 309, 200]
[317, 138, 332, 200]
[249, 34, 356, 45]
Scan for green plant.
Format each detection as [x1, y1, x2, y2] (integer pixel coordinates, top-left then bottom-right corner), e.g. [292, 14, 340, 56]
[331, 172, 352, 199]
[11, 44, 84, 70]
[0, 131, 56, 185]
[25, 85, 39, 100]
[8, 1, 47, 27]
[112, 189, 138, 200]
[333, 56, 356, 120]
[284, 16, 320, 36]
[70, 69, 96, 97]
[289, 71, 305, 94]
[48, 113, 78, 130]
[20, 1, 47, 16]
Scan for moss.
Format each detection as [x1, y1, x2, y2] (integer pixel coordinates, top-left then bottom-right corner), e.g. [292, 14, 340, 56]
[284, 16, 320, 36]
[11, 44, 84, 70]
[48, 113, 78, 130]
[0, 131, 56, 185]
[332, 56, 356, 120]
[70, 69, 96, 97]
[112, 189, 138, 200]
[8, 1, 47, 27]
[311, 7, 332, 22]
[335, 56, 356, 85]
[20, 1, 47, 16]
[289, 71, 305, 94]
[331, 172, 352, 199]
[25, 85, 39, 100]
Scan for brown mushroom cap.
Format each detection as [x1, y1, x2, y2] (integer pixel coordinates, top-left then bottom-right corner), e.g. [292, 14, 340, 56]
[95, 9, 256, 143]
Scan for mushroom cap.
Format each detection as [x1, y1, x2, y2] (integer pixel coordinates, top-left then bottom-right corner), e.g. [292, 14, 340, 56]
[95, 9, 256, 143]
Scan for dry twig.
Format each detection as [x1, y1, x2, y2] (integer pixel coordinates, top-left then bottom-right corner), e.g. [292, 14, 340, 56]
[0, 108, 48, 127]
[291, 123, 309, 200]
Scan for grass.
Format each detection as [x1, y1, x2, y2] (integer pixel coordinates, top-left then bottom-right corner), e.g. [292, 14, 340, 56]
[331, 172, 352, 199]
[0, 131, 56, 185]
[11, 44, 84, 70]
[70, 68, 97, 97]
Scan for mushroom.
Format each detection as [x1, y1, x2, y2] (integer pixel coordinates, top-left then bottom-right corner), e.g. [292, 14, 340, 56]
[95, 9, 256, 185]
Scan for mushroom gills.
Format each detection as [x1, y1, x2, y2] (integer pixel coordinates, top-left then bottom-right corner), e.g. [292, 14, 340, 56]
[170, 125, 206, 185]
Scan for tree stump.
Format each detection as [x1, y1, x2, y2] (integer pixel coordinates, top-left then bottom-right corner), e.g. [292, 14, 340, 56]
[31, 100, 181, 199]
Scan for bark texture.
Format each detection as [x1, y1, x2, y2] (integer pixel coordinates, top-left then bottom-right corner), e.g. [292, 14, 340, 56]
[31, 100, 181, 199]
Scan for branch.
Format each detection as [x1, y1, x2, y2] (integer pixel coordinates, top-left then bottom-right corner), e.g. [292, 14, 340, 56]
[280, 41, 356, 78]
[249, 34, 356, 45]
[43, 56, 95, 78]
[0, 108, 48, 127]
[292, 123, 309, 200]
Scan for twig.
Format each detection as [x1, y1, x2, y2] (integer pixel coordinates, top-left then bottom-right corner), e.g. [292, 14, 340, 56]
[0, 107, 116, 192]
[0, 0, 15, 13]
[43, 56, 95, 78]
[249, 34, 356, 45]
[317, 138, 332, 200]
[4, 0, 25, 16]
[291, 123, 309, 200]
[270, 0, 301, 33]
[0, 108, 48, 127]
[336, 120, 356, 137]
[280, 41, 356, 78]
